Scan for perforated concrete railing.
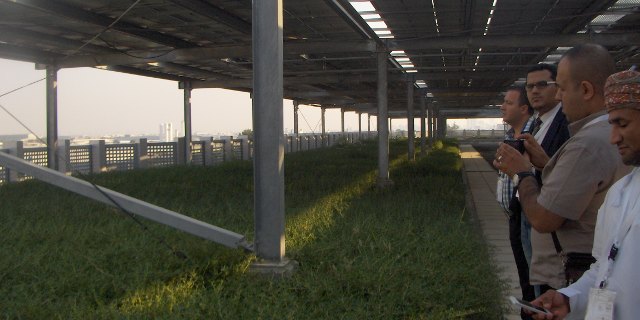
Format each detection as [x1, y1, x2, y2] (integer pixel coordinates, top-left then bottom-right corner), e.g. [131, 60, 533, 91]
[0, 132, 375, 186]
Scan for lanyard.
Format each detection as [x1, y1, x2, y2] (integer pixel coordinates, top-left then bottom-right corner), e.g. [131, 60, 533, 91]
[599, 170, 640, 288]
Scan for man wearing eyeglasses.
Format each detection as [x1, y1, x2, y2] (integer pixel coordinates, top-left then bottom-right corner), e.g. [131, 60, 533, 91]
[525, 64, 570, 166]
[495, 44, 629, 296]
[523, 64, 570, 297]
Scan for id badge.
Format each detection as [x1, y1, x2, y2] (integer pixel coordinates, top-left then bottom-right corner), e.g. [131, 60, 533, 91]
[585, 288, 616, 320]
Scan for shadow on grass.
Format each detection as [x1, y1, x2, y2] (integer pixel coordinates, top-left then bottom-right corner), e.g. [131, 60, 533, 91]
[0, 140, 504, 319]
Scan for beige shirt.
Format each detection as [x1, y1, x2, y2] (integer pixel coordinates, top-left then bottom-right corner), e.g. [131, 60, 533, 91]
[529, 111, 631, 289]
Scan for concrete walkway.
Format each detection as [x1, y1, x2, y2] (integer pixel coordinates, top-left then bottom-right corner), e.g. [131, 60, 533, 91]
[460, 144, 521, 320]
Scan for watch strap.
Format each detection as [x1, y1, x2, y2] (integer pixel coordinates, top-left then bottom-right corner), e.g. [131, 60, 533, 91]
[515, 171, 535, 187]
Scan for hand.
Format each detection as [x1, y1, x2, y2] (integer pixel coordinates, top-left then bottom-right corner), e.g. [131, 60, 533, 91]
[528, 290, 570, 319]
[515, 133, 550, 169]
[493, 142, 531, 177]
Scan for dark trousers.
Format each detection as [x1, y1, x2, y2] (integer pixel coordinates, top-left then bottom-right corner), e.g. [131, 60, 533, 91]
[509, 212, 536, 319]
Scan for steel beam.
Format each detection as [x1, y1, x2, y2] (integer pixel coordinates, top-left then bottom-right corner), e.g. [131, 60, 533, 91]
[324, 0, 378, 40]
[0, 43, 58, 64]
[0, 26, 108, 55]
[387, 33, 640, 51]
[170, 0, 251, 35]
[44, 33, 637, 69]
[0, 152, 249, 249]
[8, 0, 195, 48]
[189, 70, 522, 89]
[53, 41, 376, 69]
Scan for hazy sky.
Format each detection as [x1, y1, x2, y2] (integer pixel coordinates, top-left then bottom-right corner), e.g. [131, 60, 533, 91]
[0, 58, 375, 137]
[0, 58, 499, 138]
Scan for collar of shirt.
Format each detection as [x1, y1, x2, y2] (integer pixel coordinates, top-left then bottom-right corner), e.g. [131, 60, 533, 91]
[504, 116, 535, 139]
[523, 116, 536, 133]
[568, 110, 608, 136]
[505, 127, 515, 139]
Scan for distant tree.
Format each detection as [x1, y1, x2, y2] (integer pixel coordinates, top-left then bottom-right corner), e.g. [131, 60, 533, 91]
[241, 129, 254, 139]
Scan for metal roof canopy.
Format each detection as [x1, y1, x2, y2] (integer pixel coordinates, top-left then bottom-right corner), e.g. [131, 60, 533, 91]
[1, 0, 639, 117]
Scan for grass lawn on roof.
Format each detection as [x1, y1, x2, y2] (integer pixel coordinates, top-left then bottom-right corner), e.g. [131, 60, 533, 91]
[0, 139, 506, 319]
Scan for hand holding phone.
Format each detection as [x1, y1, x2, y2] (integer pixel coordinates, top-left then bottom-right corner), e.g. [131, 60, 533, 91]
[509, 296, 552, 316]
[503, 139, 525, 154]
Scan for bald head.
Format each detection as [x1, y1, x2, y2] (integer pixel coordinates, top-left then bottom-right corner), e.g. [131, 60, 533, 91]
[561, 43, 616, 97]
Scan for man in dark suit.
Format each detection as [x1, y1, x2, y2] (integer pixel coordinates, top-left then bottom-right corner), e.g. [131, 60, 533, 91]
[522, 64, 570, 296]
[526, 64, 570, 182]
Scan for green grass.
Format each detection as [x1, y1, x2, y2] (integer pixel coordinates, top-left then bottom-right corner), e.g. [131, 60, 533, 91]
[0, 140, 505, 319]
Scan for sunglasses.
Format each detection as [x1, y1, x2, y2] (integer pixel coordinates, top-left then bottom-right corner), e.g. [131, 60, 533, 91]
[525, 80, 557, 90]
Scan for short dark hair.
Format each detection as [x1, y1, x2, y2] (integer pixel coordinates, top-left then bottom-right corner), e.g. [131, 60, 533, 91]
[561, 43, 616, 96]
[506, 85, 534, 115]
[527, 63, 558, 80]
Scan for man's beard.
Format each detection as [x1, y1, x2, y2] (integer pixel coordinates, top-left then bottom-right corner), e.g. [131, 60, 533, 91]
[623, 150, 640, 167]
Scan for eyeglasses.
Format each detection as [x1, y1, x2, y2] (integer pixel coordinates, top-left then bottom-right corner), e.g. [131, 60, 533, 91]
[525, 80, 557, 90]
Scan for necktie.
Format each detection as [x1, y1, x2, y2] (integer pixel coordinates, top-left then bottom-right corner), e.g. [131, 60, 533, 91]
[531, 117, 543, 136]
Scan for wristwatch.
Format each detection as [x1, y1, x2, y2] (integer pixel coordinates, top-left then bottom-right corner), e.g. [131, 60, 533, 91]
[512, 171, 535, 187]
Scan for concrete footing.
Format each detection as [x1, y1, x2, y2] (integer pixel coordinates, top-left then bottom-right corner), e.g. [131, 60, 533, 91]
[249, 258, 299, 278]
[376, 178, 395, 189]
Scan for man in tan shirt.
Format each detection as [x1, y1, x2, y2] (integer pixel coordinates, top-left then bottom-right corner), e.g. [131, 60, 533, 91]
[494, 44, 630, 291]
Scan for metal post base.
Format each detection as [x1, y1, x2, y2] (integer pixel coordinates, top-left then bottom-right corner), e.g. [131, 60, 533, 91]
[249, 258, 299, 278]
[376, 178, 394, 189]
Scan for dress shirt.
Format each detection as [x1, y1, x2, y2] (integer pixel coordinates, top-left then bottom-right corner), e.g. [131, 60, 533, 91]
[533, 102, 562, 143]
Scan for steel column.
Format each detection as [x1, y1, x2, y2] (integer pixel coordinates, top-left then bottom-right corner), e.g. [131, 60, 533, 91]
[46, 65, 58, 170]
[293, 101, 299, 136]
[183, 81, 192, 164]
[252, 0, 286, 262]
[341, 108, 345, 133]
[428, 103, 433, 146]
[407, 81, 415, 161]
[321, 106, 326, 146]
[376, 50, 391, 187]
[358, 112, 362, 139]
[420, 95, 426, 156]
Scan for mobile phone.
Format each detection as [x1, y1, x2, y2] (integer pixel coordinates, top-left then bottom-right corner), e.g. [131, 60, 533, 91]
[509, 296, 552, 316]
[504, 139, 525, 154]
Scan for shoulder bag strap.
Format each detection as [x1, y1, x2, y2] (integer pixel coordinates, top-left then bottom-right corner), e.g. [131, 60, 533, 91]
[551, 231, 563, 254]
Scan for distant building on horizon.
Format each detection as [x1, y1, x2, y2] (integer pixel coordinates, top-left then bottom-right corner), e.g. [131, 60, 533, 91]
[159, 123, 177, 142]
